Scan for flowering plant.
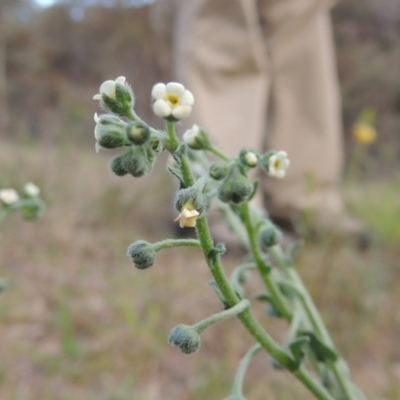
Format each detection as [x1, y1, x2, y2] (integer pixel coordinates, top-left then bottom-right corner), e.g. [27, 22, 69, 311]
[92, 77, 365, 400]
[0, 182, 45, 225]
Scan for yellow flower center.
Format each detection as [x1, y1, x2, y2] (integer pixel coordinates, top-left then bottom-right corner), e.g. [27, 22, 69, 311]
[166, 94, 180, 107]
[274, 159, 281, 170]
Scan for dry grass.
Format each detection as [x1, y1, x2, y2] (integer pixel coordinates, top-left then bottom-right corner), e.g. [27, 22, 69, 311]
[1, 140, 400, 399]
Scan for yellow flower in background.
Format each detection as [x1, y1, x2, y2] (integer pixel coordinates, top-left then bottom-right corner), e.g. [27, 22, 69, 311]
[352, 123, 377, 145]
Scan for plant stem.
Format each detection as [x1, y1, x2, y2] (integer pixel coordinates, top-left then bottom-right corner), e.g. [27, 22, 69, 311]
[166, 121, 335, 400]
[269, 245, 357, 400]
[206, 144, 230, 161]
[240, 203, 292, 320]
[193, 299, 250, 333]
[153, 238, 201, 252]
[231, 344, 262, 397]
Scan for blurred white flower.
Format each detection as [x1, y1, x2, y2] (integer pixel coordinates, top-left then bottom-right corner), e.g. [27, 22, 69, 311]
[151, 82, 194, 120]
[24, 182, 40, 197]
[268, 151, 290, 178]
[93, 76, 126, 100]
[0, 189, 20, 205]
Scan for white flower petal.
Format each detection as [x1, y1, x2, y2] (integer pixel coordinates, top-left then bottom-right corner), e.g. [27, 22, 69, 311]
[93, 94, 102, 100]
[151, 83, 167, 100]
[181, 90, 195, 106]
[172, 105, 192, 120]
[100, 80, 117, 99]
[166, 82, 185, 96]
[94, 113, 100, 123]
[115, 76, 126, 84]
[94, 124, 102, 140]
[153, 99, 172, 118]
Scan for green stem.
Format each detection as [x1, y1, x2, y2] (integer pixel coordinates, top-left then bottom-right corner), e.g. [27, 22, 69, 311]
[193, 299, 250, 333]
[230, 344, 262, 397]
[240, 203, 292, 320]
[166, 121, 195, 186]
[153, 238, 201, 252]
[269, 245, 357, 400]
[167, 121, 334, 400]
[206, 144, 230, 161]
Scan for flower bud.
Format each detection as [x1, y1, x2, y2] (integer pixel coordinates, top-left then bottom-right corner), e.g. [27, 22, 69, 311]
[94, 113, 129, 153]
[182, 124, 210, 150]
[239, 148, 258, 168]
[217, 175, 253, 204]
[109, 154, 129, 176]
[123, 147, 154, 178]
[174, 178, 209, 216]
[125, 121, 150, 145]
[259, 222, 283, 248]
[93, 76, 134, 117]
[127, 240, 157, 270]
[209, 161, 230, 181]
[168, 324, 201, 354]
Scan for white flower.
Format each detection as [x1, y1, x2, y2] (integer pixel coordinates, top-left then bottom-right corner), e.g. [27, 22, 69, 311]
[24, 182, 40, 197]
[174, 203, 200, 228]
[268, 151, 290, 178]
[93, 76, 126, 100]
[183, 124, 200, 146]
[151, 82, 194, 120]
[0, 189, 20, 205]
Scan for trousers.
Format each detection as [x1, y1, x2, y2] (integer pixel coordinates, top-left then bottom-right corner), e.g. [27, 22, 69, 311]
[152, 0, 345, 218]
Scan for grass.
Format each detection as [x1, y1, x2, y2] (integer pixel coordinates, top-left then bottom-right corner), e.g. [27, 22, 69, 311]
[1, 139, 400, 399]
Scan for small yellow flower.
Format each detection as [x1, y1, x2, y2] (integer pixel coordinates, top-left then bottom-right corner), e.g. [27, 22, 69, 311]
[174, 202, 200, 228]
[352, 123, 377, 145]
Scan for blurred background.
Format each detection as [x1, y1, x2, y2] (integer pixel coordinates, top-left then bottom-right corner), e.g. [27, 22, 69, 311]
[0, 0, 400, 399]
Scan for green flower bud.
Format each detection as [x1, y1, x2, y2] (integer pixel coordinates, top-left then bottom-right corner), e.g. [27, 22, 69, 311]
[112, 146, 155, 178]
[209, 161, 230, 180]
[125, 121, 150, 145]
[259, 222, 283, 248]
[174, 178, 209, 216]
[239, 148, 259, 168]
[127, 240, 157, 270]
[93, 77, 134, 118]
[94, 113, 129, 152]
[109, 154, 129, 176]
[217, 175, 253, 204]
[182, 124, 211, 150]
[168, 324, 201, 354]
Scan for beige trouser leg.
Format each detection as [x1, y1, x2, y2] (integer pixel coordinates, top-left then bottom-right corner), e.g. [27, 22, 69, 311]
[261, 0, 345, 219]
[170, 0, 344, 218]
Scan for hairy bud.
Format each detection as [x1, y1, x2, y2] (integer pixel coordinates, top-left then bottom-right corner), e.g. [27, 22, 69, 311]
[125, 121, 151, 145]
[259, 222, 283, 248]
[209, 161, 230, 181]
[127, 240, 157, 270]
[168, 324, 201, 354]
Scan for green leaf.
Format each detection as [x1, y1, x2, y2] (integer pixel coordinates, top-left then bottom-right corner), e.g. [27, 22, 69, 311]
[288, 336, 310, 369]
[298, 331, 338, 362]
